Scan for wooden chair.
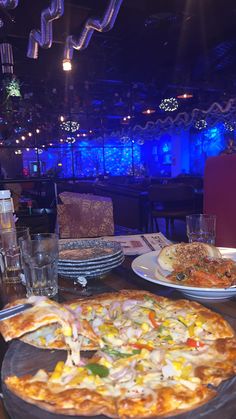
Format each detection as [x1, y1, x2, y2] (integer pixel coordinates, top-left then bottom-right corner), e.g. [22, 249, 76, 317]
[148, 183, 196, 233]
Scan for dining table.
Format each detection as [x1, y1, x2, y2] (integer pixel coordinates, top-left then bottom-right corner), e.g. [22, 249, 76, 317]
[0, 254, 236, 419]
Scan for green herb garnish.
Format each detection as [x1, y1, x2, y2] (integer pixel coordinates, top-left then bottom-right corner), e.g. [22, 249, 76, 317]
[104, 348, 141, 358]
[85, 363, 109, 377]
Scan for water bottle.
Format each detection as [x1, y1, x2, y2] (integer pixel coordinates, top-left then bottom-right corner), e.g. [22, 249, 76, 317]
[0, 190, 16, 231]
[0, 190, 19, 282]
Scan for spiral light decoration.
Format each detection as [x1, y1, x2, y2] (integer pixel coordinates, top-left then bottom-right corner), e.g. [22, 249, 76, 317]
[0, 0, 18, 8]
[64, 0, 123, 61]
[27, 0, 64, 59]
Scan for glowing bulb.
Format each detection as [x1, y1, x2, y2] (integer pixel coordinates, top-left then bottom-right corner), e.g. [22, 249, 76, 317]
[16, 139, 19, 144]
[60, 116, 64, 122]
[63, 59, 72, 71]
[36, 129, 40, 134]
[28, 132, 32, 137]
[21, 136, 26, 140]
[26, 148, 30, 151]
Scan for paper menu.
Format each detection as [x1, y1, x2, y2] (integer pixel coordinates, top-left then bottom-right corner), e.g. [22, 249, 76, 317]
[101, 233, 171, 255]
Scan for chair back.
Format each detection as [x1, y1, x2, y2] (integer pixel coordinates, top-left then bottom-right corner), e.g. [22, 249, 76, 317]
[148, 183, 195, 205]
[169, 176, 203, 190]
[204, 154, 236, 247]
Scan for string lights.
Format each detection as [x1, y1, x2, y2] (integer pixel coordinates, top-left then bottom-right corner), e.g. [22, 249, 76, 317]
[159, 97, 178, 112]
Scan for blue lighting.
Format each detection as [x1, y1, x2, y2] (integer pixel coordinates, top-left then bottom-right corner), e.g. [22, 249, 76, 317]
[23, 141, 141, 177]
[21, 125, 231, 178]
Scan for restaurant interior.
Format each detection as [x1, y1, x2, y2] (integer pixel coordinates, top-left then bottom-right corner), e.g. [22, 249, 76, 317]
[0, 0, 235, 244]
[1, 1, 236, 418]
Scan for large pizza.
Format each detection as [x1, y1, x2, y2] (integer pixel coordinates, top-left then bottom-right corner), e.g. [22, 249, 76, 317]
[1, 290, 236, 418]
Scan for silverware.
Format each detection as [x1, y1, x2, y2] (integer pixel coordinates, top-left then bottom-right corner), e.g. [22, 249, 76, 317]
[141, 235, 155, 251]
[0, 303, 33, 321]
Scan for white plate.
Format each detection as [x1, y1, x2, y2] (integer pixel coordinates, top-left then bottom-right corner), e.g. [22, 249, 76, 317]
[132, 247, 236, 300]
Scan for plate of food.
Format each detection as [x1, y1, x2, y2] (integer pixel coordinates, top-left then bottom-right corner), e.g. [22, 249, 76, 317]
[132, 242, 236, 299]
[1, 291, 236, 418]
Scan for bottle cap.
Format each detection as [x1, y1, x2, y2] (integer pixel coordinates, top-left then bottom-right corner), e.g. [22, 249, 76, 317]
[0, 190, 11, 199]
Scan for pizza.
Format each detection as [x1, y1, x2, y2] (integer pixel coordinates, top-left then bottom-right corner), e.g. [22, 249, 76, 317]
[1, 290, 236, 418]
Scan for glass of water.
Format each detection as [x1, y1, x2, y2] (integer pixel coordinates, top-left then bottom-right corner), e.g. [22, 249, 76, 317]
[20, 233, 58, 297]
[186, 214, 216, 245]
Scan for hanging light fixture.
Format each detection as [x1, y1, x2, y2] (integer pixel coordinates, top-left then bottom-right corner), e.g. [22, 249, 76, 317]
[159, 97, 178, 112]
[62, 59, 72, 71]
[195, 119, 207, 130]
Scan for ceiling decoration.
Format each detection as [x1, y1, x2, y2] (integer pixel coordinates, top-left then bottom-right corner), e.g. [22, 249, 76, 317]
[27, 0, 64, 59]
[0, 0, 235, 150]
[159, 98, 178, 112]
[132, 99, 236, 138]
[64, 0, 123, 63]
[195, 119, 208, 130]
[0, 0, 18, 8]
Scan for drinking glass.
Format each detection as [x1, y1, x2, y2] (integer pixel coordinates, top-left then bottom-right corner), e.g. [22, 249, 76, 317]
[186, 214, 216, 245]
[0, 226, 30, 284]
[20, 233, 58, 297]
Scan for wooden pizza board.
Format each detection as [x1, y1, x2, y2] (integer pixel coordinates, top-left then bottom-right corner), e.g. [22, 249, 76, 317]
[2, 340, 236, 419]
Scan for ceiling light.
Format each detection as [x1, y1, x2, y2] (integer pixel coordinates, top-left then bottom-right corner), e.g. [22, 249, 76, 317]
[177, 93, 193, 99]
[142, 108, 156, 115]
[28, 132, 32, 137]
[36, 129, 40, 134]
[63, 59, 72, 71]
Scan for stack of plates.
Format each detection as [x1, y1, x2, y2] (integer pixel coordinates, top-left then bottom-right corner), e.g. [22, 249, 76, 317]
[58, 239, 124, 280]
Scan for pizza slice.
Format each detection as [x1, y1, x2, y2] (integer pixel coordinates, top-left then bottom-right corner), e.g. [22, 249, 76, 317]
[18, 290, 235, 353]
[0, 296, 100, 365]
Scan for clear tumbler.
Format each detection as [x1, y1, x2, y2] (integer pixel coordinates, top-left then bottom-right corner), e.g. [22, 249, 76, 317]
[20, 233, 58, 297]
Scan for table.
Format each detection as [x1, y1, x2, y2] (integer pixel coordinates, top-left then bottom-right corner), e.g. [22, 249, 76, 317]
[0, 257, 236, 418]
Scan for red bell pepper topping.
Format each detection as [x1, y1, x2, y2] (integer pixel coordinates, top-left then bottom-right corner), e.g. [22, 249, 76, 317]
[186, 338, 204, 348]
[148, 311, 160, 328]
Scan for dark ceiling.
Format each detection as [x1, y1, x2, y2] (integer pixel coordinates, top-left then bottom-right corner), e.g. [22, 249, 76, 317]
[0, 0, 236, 135]
[1, 0, 236, 89]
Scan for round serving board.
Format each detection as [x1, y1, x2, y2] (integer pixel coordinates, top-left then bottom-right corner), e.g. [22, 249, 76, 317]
[2, 340, 236, 419]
